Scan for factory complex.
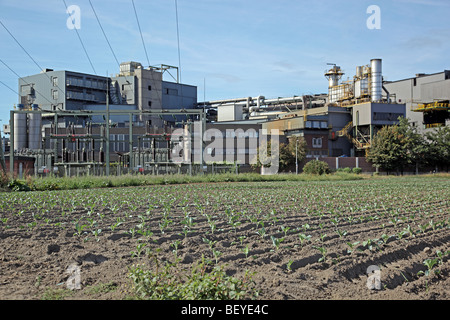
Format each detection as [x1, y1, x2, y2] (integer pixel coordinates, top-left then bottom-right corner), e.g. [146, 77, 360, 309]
[2, 58, 449, 177]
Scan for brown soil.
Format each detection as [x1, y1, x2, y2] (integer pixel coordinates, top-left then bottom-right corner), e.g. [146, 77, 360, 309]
[0, 180, 449, 300]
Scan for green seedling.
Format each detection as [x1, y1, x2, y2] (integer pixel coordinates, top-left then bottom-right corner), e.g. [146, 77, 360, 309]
[301, 224, 310, 231]
[73, 221, 88, 237]
[202, 237, 217, 250]
[238, 236, 246, 246]
[314, 246, 328, 263]
[92, 229, 102, 241]
[131, 242, 147, 258]
[212, 248, 222, 264]
[419, 223, 428, 233]
[396, 230, 407, 240]
[362, 238, 379, 251]
[171, 240, 182, 259]
[403, 224, 415, 238]
[380, 234, 391, 244]
[346, 241, 360, 253]
[280, 225, 291, 237]
[298, 233, 311, 247]
[417, 258, 440, 277]
[27, 221, 37, 232]
[270, 235, 284, 251]
[255, 226, 267, 240]
[286, 259, 294, 272]
[335, 229, 348, 238]
[241, 245, 250, 259]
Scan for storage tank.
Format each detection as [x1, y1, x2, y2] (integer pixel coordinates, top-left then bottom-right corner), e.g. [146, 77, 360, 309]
[370, 59, 382, 102]
[28, 104, 42, 150]
[13, 104, 28, 151]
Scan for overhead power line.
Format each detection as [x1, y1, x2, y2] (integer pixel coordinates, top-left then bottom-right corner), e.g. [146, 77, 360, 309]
[131, 0, 163, 110]
[62, 0, 97, 75]
[0, 19, 67, 100]
[88, 0, 120, 67]
[175, 0, 183, 107]
[0, 57, 59, 108]
[131, 0, 150, 67]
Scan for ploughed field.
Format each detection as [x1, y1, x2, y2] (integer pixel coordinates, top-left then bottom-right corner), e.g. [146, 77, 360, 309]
[0, 176, 449, 300]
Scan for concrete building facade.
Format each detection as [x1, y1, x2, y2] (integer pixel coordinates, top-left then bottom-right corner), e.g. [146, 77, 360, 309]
[384, 70, 450, 131]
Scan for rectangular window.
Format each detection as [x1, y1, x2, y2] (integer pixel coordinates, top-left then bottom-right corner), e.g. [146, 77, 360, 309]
[148, 101, 152, 107]
[52, 90, 58, 100]
[148, 85, 152, 91]
[312, 137, 322, 148]
[165, 88, 178, 95]
[52, 77, 58, 87]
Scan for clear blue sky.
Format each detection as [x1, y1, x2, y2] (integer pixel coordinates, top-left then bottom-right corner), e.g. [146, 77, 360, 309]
[1, 0, 449, 131]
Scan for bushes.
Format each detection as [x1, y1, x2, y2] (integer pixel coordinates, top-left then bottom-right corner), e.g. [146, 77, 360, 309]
[128, 255, 258, 300]
[302, 160, 331, 175]
[352, 167, 362, 174]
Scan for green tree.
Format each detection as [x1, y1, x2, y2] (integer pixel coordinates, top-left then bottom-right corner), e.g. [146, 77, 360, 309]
[397, 117, 429, 174]
[425, 126, 450, 172]
[252, 136, 307, 172]
[286, 136, 307, 165]
[279, 136, 307, 171]
[367, 124, 405, 173]
[367, 117, 430, 174]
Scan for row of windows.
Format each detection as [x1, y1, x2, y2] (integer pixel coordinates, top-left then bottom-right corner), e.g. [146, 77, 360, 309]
[205, 130, 259, 139]
[206, 148, 257, 155]
[66, 76, 107, 89]
[305, 121, 328, 129]
[306, 150, 328, 157]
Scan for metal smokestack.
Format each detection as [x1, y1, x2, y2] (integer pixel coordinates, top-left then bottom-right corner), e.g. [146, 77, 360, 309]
[370, 59, 382, 102]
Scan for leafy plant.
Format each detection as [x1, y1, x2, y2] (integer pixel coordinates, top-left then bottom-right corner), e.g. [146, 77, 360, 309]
[298, 233, 311, 247]
[346, 241, 360, 254]
[128, 255, 258, 300]
[335, 229, 348, 238]
[286, 259, 294, 272]
[417, 258, 440, 277]
[314, 246, 328, 263]
[131, 241, 148, 258]
[270, 235, 284, 251]
[241, 245, 250, 259]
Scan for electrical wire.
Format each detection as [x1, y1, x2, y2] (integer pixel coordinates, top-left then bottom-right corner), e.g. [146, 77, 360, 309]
[0, 19, 67, 100]
[131, 0, 163, 111]
[62, 0, 97, 75]
[131, 0, 150, 67]
[88, 0, 136, 105]
[0, 79, 19, 96]
[0, 57, 55, 107]
[174, 0, 183, 108]
[88, 0, 120, 67]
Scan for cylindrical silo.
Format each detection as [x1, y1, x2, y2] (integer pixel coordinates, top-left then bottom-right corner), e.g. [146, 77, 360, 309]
[370, 59, 382, 102]
[13, 104, 28, 151]
[28, 104, 42, 150]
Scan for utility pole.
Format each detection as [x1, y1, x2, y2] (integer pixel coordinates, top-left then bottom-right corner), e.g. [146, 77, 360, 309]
[105, 76, 110, 176]
[0, 119, 6, 175]
[295, 138, 298, 174]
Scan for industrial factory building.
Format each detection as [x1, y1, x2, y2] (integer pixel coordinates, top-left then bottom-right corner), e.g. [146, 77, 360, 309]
[17, 61, 197, 128]
[3, 58, 449, 176]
